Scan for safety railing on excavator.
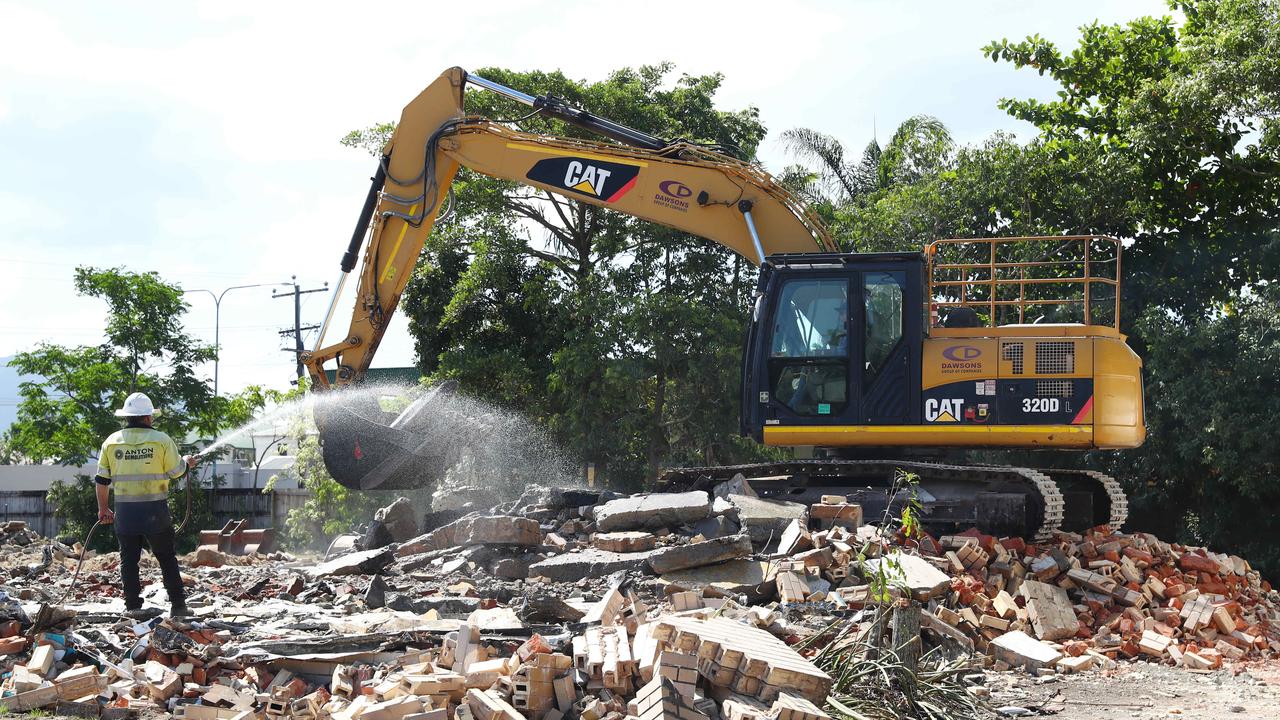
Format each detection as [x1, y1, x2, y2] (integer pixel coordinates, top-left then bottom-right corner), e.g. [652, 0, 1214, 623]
[926, 235, 1122, 328]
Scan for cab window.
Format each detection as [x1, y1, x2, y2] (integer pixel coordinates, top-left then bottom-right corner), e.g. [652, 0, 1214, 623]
[863, 270, 904, 384]
[769, 279, 848, 416]
[771, 280, 849, 358]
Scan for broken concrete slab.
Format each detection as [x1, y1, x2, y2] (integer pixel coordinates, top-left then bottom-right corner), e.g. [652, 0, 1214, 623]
[727, 494, 807, 544]
[397, 515, 542, 556]
[990, 630, 1063, 671]
[593, 491, 711, 532]
[860, 551, 951, 600]
[646, 534, 752, 574]
[363, 497, 420, 549]
[527, 548, 655, 582]
[691, 514, 739, 540]
[593, 531, 657, 553]
[712, 474, 757, 500]
[308, 546, 396, 578]
[659, 559, 777, 596]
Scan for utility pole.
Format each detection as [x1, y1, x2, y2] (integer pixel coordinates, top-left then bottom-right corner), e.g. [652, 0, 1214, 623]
[273, 276, 328, 382]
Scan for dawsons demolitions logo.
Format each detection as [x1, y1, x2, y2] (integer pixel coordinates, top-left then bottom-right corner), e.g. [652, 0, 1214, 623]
[526, 156, 640, 202]
[654, 180, 692, 212]
[940, 345, 983, 374]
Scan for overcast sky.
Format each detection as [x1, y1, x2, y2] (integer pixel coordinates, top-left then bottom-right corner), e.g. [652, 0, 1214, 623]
[0, 0, 1172, 403]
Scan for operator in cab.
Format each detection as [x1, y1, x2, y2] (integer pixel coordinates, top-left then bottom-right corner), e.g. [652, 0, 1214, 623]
[94, 392, 196, 618]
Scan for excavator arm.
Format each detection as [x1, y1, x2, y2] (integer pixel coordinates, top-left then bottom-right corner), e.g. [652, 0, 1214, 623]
[304, 67, 835, 489]
[305, 66, 834, 390]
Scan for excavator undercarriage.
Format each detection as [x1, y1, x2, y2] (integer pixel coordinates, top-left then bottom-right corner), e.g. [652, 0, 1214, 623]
[658, 459, 1127, 542]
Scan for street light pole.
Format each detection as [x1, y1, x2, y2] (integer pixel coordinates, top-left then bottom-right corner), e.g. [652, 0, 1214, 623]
[184, 282, 292, 487]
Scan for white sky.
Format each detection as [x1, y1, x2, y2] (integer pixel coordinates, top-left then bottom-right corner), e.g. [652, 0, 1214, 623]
[0, 0, 1171, 399]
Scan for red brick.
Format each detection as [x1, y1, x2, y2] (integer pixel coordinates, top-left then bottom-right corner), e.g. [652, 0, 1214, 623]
[1123, 547, 1154, 564]
[0, 636, 28, 655]
[1179, 553, 1220, 574]
[999, 537, 1026, 554]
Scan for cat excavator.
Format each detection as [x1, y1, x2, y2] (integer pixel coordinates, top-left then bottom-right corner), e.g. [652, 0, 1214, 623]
[302, 67, 1145, 541]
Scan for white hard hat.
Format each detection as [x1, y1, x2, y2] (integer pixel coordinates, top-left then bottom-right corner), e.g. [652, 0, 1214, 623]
[114, 392, 160, 417]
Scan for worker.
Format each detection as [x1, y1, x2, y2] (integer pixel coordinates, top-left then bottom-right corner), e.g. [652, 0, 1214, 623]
[94, 392, 196, 618]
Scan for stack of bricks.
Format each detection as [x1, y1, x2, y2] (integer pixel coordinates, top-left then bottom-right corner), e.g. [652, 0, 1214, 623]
[809, 496, 862, 531]
[573, 625, 636, 695]
[628, 676, 708, 720]
[510, 657, 561, 719]
[910, 525, 1280, 672]
[650, 616, 832, 704]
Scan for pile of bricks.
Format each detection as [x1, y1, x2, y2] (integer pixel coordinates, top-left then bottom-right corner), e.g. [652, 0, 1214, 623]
[914, 527, 1280, 673]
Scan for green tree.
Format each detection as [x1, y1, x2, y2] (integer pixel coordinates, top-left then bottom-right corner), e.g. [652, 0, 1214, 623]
[779, 115, 954, 208]
[5, 267, 264, 462]
[1107, 287, 1280, 576]
[276, 434, 385, 550]
[984, 0, 1280, 314]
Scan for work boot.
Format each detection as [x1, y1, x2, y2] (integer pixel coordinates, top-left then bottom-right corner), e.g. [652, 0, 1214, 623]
[123, 607, 157, 620]
[170, 604, 194, 618]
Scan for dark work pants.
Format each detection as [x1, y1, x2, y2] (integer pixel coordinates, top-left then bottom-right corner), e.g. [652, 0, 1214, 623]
[118, 528, 186, 609]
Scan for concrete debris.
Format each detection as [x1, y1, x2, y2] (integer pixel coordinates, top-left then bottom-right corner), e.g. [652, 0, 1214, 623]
[724, 494, 807, 544]
[2, 484, 1278, 720]
[646, 534, 752, 575]
[593, 491, 711, 532]
[593, 532, 657, 554]
[309, 546, 397, 578]
[527, 548, 655, 582]
[861, 551, 952, 601]
[363, 497, 421, 550]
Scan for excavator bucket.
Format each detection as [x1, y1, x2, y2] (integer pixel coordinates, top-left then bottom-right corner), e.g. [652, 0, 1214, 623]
[317, 381, 460, 491]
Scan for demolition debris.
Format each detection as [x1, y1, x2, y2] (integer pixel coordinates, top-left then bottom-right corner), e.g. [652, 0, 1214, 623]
[1, 480, 1278, 720]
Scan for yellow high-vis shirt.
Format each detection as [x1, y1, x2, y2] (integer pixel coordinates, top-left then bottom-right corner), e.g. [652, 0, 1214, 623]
[96, 427, 186, 534]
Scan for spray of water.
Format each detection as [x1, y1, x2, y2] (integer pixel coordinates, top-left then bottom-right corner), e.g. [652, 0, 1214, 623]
[197, 382, 580, 507]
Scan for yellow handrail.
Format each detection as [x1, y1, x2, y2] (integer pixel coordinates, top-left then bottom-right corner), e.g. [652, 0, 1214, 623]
[925, 236, 1122, 328]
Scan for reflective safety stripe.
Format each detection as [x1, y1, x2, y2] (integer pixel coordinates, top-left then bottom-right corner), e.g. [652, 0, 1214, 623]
[114, 492, 168, 503]
[112, 472, 170, 500]
[113, 472, 170, 481]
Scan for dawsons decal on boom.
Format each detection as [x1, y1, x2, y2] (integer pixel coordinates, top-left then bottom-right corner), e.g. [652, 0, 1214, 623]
[526, 156, 640, 203]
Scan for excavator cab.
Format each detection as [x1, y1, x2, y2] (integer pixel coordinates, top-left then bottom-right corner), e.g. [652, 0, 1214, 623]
[741, 252, 926, 437]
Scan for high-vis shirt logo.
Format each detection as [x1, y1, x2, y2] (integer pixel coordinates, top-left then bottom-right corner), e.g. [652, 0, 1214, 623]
[96, 428, 185, 503]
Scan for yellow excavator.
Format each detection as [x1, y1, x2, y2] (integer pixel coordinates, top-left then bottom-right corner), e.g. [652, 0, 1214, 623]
[303, 67, 1145, 541]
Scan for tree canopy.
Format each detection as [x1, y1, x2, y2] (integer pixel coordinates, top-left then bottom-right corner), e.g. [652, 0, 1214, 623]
[984, 0, 1280, 313]
[5, 267, 264, 464]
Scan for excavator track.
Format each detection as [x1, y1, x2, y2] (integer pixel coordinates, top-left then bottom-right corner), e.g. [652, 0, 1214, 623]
[658, 459, 1065, 542]
[1044, 468, 1129, 532]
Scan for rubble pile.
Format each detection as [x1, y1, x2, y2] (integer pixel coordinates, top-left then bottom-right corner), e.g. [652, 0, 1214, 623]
[917, 527, 1280, 673]
[0, 520, 44, 547]
[0, 482, 1277, 720]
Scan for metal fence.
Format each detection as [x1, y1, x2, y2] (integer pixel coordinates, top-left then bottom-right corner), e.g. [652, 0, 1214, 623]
[0, 488, 312, 540]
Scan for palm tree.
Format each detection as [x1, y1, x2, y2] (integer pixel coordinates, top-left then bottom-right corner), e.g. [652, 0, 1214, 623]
[780, 115, 954, 204]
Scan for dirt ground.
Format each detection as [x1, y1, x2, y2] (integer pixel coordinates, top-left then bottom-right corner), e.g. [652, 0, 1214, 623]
[983, 661, 1280, 719]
